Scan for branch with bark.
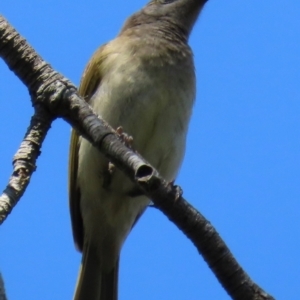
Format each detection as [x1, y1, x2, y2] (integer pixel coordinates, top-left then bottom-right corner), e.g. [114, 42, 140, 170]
[0, 15, 274, 300]
[0, 273, 7, 300]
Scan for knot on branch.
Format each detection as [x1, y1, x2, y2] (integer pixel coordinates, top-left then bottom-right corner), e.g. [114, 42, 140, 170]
[34, 75, 76, 116]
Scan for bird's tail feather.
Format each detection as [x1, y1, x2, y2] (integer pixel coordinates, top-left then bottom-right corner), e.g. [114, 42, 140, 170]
[73, 242, 119, 300]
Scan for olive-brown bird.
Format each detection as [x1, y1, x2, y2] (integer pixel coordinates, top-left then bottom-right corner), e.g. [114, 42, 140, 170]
[69, 0, 207, 299]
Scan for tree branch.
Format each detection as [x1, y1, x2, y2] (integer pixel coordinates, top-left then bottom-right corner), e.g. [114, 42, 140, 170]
[0, 106, 53, 223]
[0, 273, 7, 300]
[0, 15, 274, 300]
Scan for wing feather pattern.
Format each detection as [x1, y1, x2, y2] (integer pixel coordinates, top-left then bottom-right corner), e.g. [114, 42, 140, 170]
[68, 45, 107, 251]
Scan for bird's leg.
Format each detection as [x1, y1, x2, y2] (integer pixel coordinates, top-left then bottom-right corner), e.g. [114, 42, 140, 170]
[103, 126, 135, 189]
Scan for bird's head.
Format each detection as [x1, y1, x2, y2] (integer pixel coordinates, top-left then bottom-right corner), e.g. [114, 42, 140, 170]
[121, 0, 208, 40]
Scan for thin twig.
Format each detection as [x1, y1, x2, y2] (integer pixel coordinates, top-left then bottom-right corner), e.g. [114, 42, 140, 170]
[0, 273, 7, 300]
[0, 106, 53, 223]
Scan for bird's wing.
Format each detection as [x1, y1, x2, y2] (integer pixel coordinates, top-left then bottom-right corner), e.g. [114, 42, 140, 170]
[68, 45, 107, 251]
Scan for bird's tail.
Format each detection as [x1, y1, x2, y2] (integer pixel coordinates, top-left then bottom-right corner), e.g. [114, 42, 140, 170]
[73, 242, 119, 300]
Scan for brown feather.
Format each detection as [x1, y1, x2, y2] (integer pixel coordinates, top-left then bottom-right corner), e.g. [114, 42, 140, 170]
[68, 44, 107, 251]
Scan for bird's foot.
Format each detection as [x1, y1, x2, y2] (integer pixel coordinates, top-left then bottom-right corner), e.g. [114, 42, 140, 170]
[102, 162, 115, 189]
[116, 126, 134, 149]
[108, 161, 115, 174]
[168, 180, 183, 201]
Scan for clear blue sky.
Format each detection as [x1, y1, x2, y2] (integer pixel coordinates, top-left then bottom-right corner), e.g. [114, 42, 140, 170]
[1, 1, 299, 299]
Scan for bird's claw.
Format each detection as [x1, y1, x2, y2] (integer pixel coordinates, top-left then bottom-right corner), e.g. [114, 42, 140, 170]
[108, 162, 115, 174]
[116, 126, 134, 148]
[168, 180, 183, 201]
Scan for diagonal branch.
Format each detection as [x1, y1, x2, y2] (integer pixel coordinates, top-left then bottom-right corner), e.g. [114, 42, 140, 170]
[0, 105, 53, 223]
[0, 15, 274, 300]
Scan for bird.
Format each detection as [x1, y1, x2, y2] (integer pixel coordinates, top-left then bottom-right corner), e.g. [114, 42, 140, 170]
[68, 0, 207, 299]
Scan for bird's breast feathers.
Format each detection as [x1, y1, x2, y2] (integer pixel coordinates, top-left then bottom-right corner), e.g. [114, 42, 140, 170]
[76, 36, 196, 266]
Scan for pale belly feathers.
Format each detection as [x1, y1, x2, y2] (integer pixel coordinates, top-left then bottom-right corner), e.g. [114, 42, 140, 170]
[77, 46, 195, 269]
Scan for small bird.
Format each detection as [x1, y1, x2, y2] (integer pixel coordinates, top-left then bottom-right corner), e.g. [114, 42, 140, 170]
[69, 0, 207, 299]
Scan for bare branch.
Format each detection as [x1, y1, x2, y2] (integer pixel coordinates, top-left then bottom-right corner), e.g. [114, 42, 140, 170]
[0, 273, 7, 300]
[0, 106, 53, 223]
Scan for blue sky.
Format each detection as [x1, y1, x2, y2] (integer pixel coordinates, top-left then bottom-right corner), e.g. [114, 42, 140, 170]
[1, 1, 299, 299]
